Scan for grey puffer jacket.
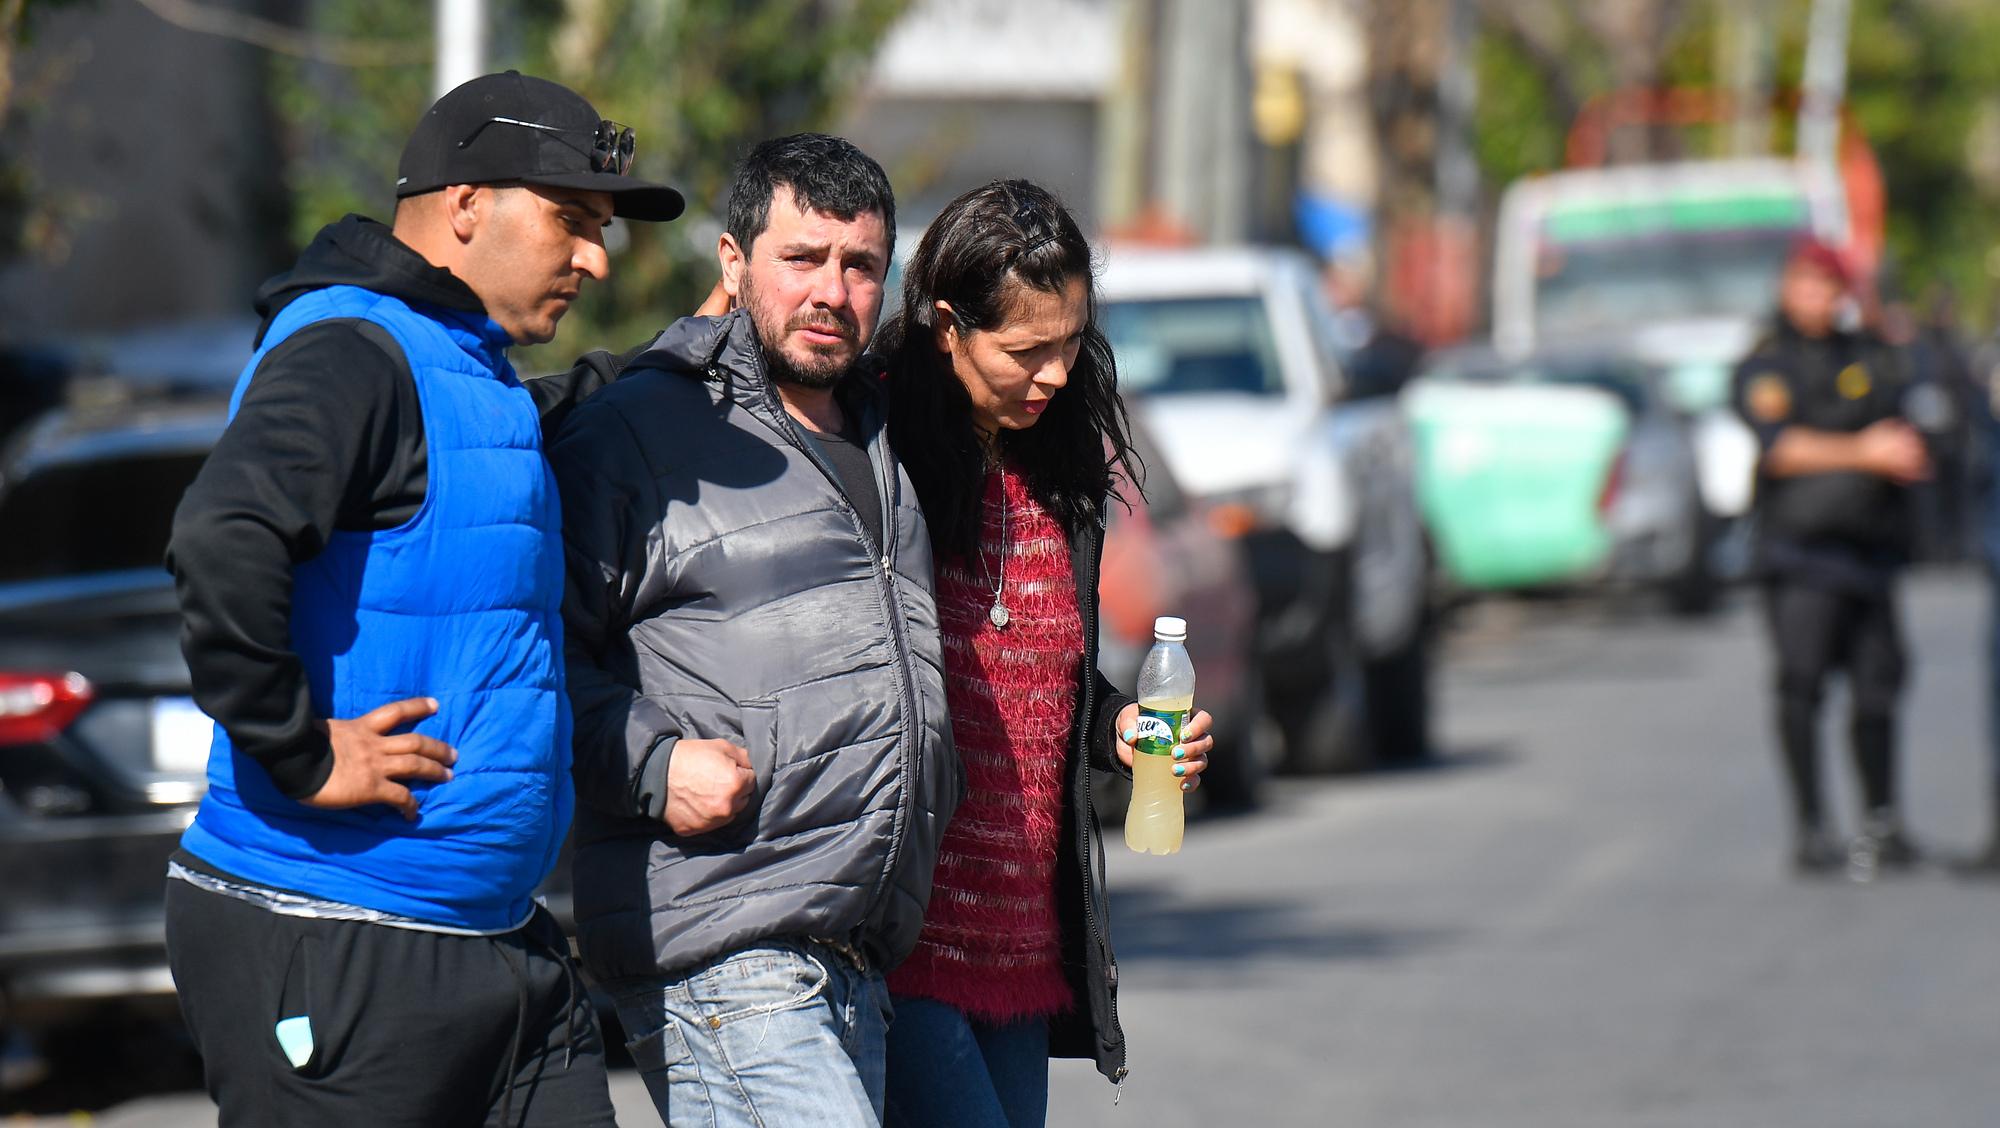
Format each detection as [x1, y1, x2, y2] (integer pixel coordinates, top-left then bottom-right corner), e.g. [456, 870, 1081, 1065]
[548, 310, 957, 980]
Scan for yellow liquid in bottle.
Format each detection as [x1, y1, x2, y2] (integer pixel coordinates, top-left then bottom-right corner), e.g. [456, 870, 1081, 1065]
[1125, 694, 1192, 855]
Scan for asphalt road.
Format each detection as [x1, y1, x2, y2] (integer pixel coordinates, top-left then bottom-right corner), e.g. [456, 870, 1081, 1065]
[11, 572, 1999, 1126]
[1050, 571, 2000, 1128]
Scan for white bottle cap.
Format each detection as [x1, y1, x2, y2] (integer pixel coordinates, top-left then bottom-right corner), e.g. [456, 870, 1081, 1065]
[1153, 616, 1187, 642]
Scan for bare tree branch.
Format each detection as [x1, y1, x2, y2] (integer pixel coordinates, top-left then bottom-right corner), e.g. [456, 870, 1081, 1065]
[132, 0, 427, 66]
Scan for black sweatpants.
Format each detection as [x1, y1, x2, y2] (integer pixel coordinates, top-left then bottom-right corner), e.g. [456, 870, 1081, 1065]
[1763, 577, 1908, 827]
[164, 878, 617, 1128]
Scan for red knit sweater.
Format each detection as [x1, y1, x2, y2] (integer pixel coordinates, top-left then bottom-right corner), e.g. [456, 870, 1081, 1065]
[887, 466, 1080, 1022]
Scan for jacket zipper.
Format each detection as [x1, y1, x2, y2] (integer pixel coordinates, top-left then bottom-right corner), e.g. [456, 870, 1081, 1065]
[864, 416, 920, 948]
[1076, 508, 1126, 1083]
[724, 360, 918, 947]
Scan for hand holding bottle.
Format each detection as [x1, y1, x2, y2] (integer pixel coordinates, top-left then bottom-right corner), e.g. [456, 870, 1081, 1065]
[1114, 703, 1215, 787]
[1123, 617, 1213, 855]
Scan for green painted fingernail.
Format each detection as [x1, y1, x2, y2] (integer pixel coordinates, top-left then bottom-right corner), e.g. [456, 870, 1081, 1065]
[1122, 729, 1136, 741]
[1173, 764, 1186, 777]
[1172, 746, 1186, 760]
[1181, 780, 1194, 792]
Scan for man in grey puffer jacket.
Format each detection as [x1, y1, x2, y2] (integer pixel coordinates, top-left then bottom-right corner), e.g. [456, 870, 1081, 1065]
[548, 134, 956, 1127]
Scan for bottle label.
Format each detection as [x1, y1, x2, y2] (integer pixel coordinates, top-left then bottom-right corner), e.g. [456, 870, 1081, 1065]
[1133, 708, 1184, 756]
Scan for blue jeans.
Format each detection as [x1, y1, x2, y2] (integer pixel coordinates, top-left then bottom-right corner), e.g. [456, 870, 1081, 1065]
[608, 941, 892, 1128]
[883, 995, 1049, 1128]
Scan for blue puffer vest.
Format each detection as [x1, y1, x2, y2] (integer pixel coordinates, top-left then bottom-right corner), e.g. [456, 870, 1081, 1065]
[181, 284, 571, 932]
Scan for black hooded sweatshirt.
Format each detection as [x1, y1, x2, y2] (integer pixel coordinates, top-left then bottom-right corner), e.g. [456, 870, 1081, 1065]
[166, 215, 619, 799]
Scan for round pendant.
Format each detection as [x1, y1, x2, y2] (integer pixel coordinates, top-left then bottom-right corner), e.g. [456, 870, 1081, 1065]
[989, 601, 1011, 628]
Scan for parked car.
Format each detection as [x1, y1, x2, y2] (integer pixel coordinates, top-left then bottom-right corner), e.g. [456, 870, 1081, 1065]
[0, 343, 73, 450]
[0, 394, 223, 1030]
[1405, 343, 1719, 612]
[0, 317, 283, 1041]
[65, 317, 261, 395]
[1099, 245, 1433, 773]
[1096, 418, 1267, 809]
[0, 389, 584, 1039]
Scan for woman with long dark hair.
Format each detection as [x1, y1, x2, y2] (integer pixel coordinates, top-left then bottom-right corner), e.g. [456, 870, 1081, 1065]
[878, 179, 1217, 1126]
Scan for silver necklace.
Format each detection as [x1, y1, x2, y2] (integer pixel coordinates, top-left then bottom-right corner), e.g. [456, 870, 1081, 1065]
[980, 463, 1011, 628]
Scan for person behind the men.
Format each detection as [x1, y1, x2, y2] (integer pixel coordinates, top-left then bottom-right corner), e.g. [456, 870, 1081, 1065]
[550, 133, 955, 1126]
[1877, 294, 1974, 564]
[1957, 322, 2000, 876]
[1731, 237, 1930, 880]
[164, 71, 683, 1127]
[874, 179, 1217, 1127]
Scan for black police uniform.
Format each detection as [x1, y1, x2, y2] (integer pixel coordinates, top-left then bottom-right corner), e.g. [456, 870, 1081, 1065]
[1732, 314, 1916, 869]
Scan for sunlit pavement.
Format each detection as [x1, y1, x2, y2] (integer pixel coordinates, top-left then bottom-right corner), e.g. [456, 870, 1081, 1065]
[11, 572, 1999, 1126]
[1050, 570, 2000, 1128]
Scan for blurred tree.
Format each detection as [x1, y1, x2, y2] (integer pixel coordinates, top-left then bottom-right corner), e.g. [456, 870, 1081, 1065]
[0, 0, 93, 267]
[1469, 0, 1700, 183]
[1364, 0, 1445, 226]
[1831, 0, 2000, 323]
[1363, 0, 1483, 344]
[275, 0, 906, 374]
[270, 0, 431, 248]
[517, 0, 905, 371]
[1469, 0, 2000, 326]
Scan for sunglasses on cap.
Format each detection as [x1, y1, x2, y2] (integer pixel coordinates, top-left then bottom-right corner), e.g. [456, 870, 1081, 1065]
[457, 116, 636, 176]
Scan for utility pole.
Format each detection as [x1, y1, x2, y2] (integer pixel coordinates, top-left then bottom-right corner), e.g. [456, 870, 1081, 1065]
[1098, 0, 1153, 232]
[1718, 0, 1774, 157]
[1797, 0, 1851, 172]
[435, 0, 486, 100]
[1156, 0, 1250, 243]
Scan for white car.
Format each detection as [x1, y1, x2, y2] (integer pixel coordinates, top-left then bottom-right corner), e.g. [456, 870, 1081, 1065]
[1098, 246, 1432, 771]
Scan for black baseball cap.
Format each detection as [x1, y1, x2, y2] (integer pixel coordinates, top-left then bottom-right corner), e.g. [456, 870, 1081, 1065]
[396, 71, 685, 222]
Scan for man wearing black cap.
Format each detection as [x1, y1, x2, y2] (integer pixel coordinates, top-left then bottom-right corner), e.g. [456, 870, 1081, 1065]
[1732, 238, 1930, 881]
[163, 72, 681, 1126]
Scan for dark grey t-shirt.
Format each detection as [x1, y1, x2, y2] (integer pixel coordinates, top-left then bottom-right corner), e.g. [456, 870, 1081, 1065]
[806, 423, 883, 550]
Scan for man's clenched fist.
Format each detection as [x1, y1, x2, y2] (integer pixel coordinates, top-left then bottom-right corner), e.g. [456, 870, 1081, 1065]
[664, 737, 756, 835]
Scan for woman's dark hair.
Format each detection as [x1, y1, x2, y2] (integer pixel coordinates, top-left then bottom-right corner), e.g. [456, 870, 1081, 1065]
[883, 179, 1140, 560]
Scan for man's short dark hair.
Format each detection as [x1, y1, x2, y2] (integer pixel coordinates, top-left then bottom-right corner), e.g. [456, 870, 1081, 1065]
[726, 133, 896, 260]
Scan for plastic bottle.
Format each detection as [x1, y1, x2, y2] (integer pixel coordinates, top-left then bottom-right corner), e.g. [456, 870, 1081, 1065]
[1125, 616, 1193, 855]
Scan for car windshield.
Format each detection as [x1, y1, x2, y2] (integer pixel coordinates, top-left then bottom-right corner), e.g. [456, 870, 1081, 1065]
[0, 452, 207, 584]
[1101, 296, 1287, 397]
[1534, 230, 1798, 335]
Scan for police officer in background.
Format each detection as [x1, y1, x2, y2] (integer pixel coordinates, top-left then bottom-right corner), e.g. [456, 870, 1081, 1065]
[1733, 238, 1931, 879]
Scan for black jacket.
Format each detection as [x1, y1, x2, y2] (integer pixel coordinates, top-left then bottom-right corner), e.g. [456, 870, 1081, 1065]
[166, 215, 611, 798]
[1052, 514, 1136, 1085]
[1731, 314, 1913, 588]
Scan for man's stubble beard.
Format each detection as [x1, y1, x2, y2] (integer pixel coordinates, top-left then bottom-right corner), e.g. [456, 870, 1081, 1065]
[742, 274, 868, 391]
